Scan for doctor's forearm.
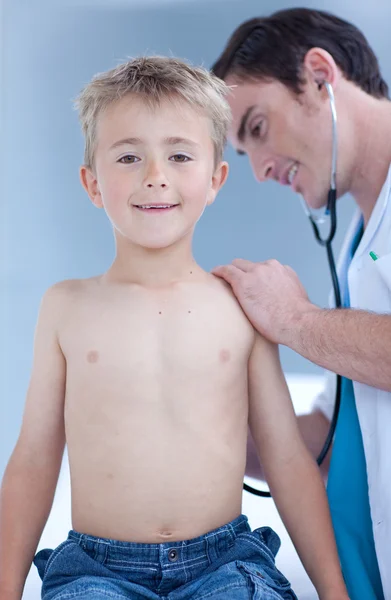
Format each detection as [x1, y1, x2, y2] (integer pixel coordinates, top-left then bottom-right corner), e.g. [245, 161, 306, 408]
[286, 306, 391, 390]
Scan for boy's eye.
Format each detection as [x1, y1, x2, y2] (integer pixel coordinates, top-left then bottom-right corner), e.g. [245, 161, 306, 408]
[170, 154, 191, 163]
[118, 155, 140, 164]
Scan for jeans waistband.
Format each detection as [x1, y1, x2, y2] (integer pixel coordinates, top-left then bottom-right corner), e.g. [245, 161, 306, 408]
[68, 514, 250, 566]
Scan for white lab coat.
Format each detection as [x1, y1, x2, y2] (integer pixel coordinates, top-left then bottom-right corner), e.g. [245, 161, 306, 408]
[313, 165, 391, 598]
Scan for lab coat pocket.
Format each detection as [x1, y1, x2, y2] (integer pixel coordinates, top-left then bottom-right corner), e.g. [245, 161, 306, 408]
[352, 252, 391, 312]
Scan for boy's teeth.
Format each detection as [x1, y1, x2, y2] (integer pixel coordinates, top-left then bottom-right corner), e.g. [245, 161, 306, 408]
[139, 205, 172, 209]
[288, 164, 298, 184]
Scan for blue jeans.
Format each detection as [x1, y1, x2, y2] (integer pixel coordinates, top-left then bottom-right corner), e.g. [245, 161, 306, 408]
[34, 515, 297, 599]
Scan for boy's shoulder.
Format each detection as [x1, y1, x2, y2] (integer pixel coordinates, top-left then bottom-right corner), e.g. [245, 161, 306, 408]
[41, 276, 100, 310]
[208, 272, 242, 305]
[45, 276, 98, 296]
[208, 272, 255, 329]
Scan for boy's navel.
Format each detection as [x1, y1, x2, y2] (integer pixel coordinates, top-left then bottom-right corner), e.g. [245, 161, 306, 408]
[158, 530, 174, 540]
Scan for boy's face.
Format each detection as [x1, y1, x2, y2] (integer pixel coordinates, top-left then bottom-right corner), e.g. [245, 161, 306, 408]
[81, 95, 228, 250]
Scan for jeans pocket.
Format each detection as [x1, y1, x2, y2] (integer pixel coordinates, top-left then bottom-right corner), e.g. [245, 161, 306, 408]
[236, 561, 298, 600]
[34, 540, 73, 580]
[255, 527, 281, 558]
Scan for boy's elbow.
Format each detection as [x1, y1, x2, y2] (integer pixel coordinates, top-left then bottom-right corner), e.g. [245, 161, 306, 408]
[10, 433, 65, 478]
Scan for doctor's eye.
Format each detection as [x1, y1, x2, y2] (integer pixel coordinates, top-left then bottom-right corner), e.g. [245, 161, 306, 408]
[251, 121, 264, 137]
[118, 155, 140, 164]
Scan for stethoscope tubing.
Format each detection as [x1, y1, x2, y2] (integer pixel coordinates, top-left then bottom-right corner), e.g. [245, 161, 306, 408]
[245, 82, 342, 497]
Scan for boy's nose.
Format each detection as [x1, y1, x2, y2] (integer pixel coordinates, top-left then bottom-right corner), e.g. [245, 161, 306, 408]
[146, 182, 167, 188]
[144, 162, 169, 188]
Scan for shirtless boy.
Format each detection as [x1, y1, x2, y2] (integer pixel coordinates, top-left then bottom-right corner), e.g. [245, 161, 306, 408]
[0, 56, 348, 600]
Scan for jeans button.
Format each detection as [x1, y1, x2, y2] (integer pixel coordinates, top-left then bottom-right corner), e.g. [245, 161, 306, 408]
[168, 549, 178, 562]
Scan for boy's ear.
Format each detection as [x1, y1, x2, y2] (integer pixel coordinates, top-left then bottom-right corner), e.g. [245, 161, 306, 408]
[207, 161, 229, 206]
[80, 165, 103, 208]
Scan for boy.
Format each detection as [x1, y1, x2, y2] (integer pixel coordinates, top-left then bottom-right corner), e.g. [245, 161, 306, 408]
[0, 56, 348, 600]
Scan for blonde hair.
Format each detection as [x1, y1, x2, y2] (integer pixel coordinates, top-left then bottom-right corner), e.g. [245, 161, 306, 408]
[74, 56, 232, 169]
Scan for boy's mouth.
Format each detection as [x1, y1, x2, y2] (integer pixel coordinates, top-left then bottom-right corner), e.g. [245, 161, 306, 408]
[133, 203, 179, 213]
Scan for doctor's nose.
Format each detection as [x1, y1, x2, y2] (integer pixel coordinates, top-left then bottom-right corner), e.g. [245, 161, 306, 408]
[144, 161, 169, 189]
[251, 155, 276, 183]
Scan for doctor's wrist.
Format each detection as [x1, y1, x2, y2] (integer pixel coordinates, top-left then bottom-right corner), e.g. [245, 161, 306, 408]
[279, 302, 321, 348]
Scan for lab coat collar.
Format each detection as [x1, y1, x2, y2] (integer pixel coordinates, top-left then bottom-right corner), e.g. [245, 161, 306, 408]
[353, 163, 391, 261]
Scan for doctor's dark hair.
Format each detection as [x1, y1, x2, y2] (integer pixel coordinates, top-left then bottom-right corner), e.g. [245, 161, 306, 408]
[212, 8, 389, 99]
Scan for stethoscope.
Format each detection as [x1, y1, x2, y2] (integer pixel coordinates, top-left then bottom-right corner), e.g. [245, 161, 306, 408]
[244, 81, 342, 498]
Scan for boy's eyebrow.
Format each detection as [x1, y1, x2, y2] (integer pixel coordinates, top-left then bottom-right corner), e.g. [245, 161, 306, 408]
[110, 137, 142, 149]
[164, 137, 200, 148]
[109, 136, 200, 150]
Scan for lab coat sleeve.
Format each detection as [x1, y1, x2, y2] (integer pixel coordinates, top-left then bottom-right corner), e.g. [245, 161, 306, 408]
[311, 369, 336, 422]
[312, 253, 390, 423]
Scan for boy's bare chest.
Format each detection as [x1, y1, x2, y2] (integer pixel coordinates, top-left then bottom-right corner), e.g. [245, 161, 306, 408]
[60, 287, 254, 376]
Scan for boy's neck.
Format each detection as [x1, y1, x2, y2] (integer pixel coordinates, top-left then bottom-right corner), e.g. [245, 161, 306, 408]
[104, 234, 203, 287]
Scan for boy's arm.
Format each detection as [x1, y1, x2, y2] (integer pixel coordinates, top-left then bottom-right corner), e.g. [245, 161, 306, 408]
[248, 332, 348, 600]
[0, 284, 67, 599]
[246, 409, 332, 481]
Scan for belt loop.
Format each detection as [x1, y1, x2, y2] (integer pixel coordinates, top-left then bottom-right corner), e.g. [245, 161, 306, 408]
[226, 521, 236, 546]
[78, 533, 87, 550]
[94, 541, 109, 564]
[205, 534, 214, 564]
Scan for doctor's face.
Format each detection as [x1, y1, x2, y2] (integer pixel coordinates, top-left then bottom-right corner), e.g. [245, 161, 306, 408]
[226, 76, 335, 210]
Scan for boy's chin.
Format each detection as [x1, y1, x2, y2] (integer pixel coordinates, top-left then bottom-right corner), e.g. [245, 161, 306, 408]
[114, 226, 194, 251]
[131, 235, 190, 251]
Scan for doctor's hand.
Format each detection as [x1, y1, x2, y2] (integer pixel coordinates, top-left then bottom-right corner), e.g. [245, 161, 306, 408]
[212, 258, 317, 345]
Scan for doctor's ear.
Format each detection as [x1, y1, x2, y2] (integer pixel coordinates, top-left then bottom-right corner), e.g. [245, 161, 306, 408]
[303, 47, 341, 92]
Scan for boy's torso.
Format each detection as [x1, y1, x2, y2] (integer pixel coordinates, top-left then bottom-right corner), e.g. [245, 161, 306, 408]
[57, 272, 255, 543]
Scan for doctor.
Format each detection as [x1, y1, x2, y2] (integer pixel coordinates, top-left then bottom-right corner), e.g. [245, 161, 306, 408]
[212, 8, 391, 600]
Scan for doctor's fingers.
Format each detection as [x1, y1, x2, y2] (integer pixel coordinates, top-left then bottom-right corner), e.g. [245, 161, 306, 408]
[261, 260, 299, 278]
[231, 258, 256, 272]
[232, 258, 288, 276]
[212, 264, 245, 287]
[283, 264, 297, 274]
